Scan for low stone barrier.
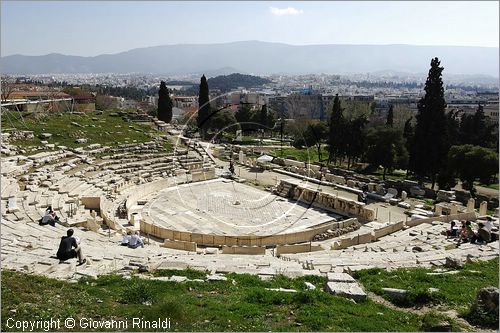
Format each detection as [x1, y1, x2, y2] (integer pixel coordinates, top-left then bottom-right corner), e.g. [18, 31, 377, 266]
[275, 243, 323, 256]
[373, 221, 405, 239]
[331, 231, 375, 250]
[140, 216, 359, 247]
[163, 239, 197, 252]
[406, 211, 477, 227]
[191, 168, 216, 182]
[222, 245, 266, 255]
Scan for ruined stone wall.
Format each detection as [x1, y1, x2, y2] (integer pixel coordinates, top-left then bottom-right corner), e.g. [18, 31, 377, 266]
[140, 216, 358, 247]
[276, 180, 375, 222]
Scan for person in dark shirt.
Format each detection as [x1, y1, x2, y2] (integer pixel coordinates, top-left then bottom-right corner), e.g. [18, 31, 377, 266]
[56, 229, 86, 265]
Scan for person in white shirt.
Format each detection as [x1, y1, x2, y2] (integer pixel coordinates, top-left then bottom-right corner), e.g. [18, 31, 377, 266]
[40, 210, 56, 226]
[121, 230, 131, 246]
[484, 217, 494, 233]
[128, 231, 144, 249]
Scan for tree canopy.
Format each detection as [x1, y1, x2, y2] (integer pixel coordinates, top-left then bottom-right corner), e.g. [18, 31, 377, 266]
[328, 94, 346, 164]
[302, 122, 328, 163]
[366, 127, 408, 180]
[409, 57, 448, 188]
[386, 105, 394, 127]
[157, 81, 173, 123]
[458, 104, 497, 149]
[197, 75, 210, 136]
[207, 110, 240, 136]
[447, 144, 498, 194]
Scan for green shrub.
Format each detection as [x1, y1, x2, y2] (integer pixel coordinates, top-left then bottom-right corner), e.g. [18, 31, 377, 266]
[120, 278, 156, 305]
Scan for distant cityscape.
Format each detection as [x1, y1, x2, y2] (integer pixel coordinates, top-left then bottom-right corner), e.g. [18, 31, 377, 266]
[2, 71, 498, 127]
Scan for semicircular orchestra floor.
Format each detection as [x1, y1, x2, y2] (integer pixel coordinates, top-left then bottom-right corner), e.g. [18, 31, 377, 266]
[144, 179, 346, 236]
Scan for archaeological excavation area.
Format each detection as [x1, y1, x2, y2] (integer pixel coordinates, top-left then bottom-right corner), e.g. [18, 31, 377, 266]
[0, 124, 498, 304]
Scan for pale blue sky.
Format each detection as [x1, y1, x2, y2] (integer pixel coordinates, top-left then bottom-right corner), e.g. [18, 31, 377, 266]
[1, 1, 498, 57]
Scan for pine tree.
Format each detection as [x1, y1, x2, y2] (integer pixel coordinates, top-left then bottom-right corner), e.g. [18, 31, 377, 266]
[157, 81, 173, 123]
[328, 94, 346, 165]
[386, 104, 394, 127]
[197, 75, 210, 136]
[408, 58, 448, 188]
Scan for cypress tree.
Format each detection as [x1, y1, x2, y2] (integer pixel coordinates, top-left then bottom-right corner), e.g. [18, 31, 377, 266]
[386, 104, 394, 127]
[409, 58, 448, 188]
[157, 81, 173, 123]
[328, 94, 345, 165]
[259, 104, 268, 128]
[197, 75, 210, 136]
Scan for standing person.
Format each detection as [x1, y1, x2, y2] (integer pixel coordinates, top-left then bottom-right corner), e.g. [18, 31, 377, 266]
[128, 231, 144, 249]
[56, 229, 86, 265]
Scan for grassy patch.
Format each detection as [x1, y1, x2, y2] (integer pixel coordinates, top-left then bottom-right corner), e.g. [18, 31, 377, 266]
[2, 270, 431, 332]
[354, 258, 499, 312]
[270, 147, 329, 163]
[371, 169, 408, 181]
[3, 111, 157, 152]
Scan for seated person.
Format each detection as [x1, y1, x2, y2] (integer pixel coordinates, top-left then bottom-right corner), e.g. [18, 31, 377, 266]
[446, 220, 459, 238]
[484, 217, 494, 233]
[457, 221, 473, 244]
[56, 229, 86, 265]
[128, 231, 144, 249]
[40, 209, 56, 227]
[121, 230, 131, 246]
[471, 222, 491, 244]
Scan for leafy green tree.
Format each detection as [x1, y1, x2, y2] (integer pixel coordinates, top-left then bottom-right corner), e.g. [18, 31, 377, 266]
[447, 144, 498, 194]
[207, 110, 240, 135]
[328, 94, 346, 165]
[366, 127, 409, 180]
[386, 104, 394, 127]
[345, 116, 368, 169]
[157, 81, 173, 123]
[266, 109, 276, 130]
[458, 104, 497, 148]
[409, 58, 448, 188]
[197, 75, 210, 136]
[95, 95, 118, 111]
[303, 122, 328, 163]
[235, 104, 256, 132]
[446, 111, 460, 147]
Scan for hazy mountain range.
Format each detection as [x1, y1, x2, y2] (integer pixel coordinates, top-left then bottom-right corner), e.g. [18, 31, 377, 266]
[1, 41, 498, 77]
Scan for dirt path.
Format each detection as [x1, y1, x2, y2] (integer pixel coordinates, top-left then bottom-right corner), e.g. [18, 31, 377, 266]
[366, 292, 479, 331]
